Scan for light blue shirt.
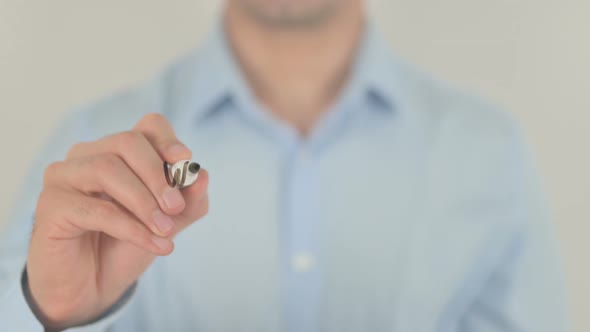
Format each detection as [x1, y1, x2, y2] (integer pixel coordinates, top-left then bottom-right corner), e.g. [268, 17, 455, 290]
[0, 22, 570, 332]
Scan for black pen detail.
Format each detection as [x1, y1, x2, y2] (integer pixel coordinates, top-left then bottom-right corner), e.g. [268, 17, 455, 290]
[164, 161, 201, 189]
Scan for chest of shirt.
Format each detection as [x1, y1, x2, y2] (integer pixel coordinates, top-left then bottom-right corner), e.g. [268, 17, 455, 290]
[124, 111, 496, 331]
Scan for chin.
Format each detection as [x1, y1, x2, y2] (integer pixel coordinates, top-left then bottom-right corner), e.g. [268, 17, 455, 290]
[232, 0, 346, 27]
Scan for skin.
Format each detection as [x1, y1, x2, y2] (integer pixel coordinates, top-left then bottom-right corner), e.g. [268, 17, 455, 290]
[226, 0, 364, 134]
[28, 114, 209, 329]
[235, 0, 347, 28]
[28, 0, 363, 329]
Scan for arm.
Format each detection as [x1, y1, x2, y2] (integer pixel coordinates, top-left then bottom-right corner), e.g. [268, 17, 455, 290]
[0, 112, 209, 331]
[0, 112, 134, 331]
[458, 123, 570, 332]
[0, 112, 84, 331]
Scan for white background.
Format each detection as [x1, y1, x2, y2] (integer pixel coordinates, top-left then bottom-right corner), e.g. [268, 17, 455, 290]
[0, 1, 588, 330]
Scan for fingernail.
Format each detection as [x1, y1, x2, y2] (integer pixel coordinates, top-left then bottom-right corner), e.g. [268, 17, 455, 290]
[153, 210, 174, 234]
[152, 236, 172, 251]
[163, 188, 184, 210]
[167, 143, 190, 156]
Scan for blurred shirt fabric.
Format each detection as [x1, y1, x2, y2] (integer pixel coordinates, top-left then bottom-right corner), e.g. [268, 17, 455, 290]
[0, 22, 570, 332]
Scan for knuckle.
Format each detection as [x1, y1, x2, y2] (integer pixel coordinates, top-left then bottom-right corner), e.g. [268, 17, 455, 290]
[139, 113, 167, 128]
[66, 142, 87, 159]
[34, 189, 68, 235]
[35, 188, 57, 218]
[117, 130, 144, 150]
[92, 154, 122, 177]
[93, 200, 118, 220]
[42, 161, 63, 185]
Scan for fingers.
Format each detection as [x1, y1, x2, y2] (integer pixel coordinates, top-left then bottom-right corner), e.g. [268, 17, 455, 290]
[174, 169, 210, 233]
[37, 188, 173, 256]
[54, 113, 208, 244]
[44, 155, 176, 237]
[133, 113, 192, 163]
[66, 130, 186, 215]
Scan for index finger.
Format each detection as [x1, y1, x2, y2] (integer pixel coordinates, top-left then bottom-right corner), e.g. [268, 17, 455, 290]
[133, 113, 192, 163]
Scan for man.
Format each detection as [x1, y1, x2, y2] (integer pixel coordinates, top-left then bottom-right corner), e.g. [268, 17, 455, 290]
[0, 0, 570, 331]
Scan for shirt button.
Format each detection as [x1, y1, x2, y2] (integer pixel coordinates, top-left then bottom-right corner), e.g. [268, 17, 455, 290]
[292, 253, 315, 273]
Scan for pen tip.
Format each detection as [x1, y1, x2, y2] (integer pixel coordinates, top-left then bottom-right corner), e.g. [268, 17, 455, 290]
[188, 162, 200, 174]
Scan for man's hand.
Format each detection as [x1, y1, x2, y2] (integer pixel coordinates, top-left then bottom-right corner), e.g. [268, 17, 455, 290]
[26, 113, 209, 330]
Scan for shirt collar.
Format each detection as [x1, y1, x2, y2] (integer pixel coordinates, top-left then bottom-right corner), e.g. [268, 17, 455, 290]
[348, 22, 402, 113]
[172, 19, 403, 124]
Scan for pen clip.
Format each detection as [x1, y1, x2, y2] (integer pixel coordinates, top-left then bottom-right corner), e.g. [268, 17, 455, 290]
[164, 161, 191, 188]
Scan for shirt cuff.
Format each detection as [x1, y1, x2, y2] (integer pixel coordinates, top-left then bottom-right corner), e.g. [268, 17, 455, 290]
[1, 266, 137, 332]
[0, 273, 44, 331]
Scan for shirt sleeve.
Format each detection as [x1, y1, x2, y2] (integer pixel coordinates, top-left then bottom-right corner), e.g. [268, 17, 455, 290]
[0, 268, 136, 332]
[0, 274, 44, 331]
[0, 110, 135, 331]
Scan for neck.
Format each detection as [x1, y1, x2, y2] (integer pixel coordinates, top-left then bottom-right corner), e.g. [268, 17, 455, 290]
[224, 1, 365, 135]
